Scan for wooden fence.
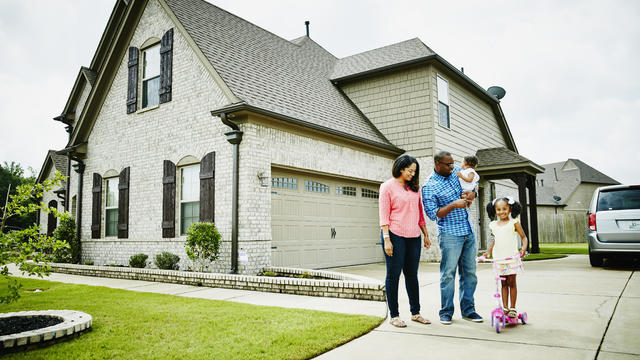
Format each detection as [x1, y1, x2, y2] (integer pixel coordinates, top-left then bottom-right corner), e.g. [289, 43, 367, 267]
[537, 212, 587, 243]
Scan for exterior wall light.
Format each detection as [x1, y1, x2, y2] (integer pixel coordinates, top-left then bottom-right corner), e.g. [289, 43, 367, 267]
[257, 171, 269, 187]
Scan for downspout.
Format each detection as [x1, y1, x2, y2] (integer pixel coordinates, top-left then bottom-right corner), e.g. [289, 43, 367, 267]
[72, 160, 85, 262]
[219, 112, 243, 274]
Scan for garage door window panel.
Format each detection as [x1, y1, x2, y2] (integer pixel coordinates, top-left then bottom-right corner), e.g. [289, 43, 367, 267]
[362, 188, 379, 199]
[272, 177, 297, 190]
[336, 185, 356, 196]
[305, 180, 329, 193]
[180, 165, 200, 235]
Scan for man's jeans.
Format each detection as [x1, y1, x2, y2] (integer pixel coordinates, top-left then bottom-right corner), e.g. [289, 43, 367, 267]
[438, 232, 478, 317]
[381, 230, 422, 318]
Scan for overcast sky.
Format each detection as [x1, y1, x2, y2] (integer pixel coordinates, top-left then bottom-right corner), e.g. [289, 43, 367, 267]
[1, 0, 638, 184]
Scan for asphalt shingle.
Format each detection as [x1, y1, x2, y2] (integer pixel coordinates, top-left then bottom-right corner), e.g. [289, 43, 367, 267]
[330, 38, 436, 81]
[164, 0, 393, 148]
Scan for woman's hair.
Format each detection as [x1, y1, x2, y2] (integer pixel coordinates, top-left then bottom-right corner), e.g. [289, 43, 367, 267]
[392, 154, 420, 192]
[485, 197, 522, 220]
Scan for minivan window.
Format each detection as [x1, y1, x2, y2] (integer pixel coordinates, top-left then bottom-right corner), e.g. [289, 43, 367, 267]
[597, 188, 640, 211]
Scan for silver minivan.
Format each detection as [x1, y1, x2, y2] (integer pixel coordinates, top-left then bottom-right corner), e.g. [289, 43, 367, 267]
[587, 185, 640, 266]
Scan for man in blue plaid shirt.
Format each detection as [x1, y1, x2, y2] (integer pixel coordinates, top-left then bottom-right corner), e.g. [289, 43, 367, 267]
[422, 150, 483, 325]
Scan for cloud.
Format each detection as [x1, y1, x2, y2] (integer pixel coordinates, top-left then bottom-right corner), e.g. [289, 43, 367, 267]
[0, 0, 638, 184]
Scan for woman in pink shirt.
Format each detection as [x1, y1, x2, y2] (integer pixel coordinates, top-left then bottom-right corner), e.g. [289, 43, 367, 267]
[379, 154, 431, 327]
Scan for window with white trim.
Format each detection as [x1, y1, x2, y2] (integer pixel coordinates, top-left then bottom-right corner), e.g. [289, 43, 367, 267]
[180, 165, 200, 235]
[361, 188, 379, 199]
[105, 178, 119, 237]
[142, 44, 160, 108]
[336, 185, 356, 196]
[437, 75, 450, 128]
[272, 177, 297, 190]
[305, 180, 329, 193]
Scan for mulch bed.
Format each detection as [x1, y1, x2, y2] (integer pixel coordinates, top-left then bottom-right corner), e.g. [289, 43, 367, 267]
[0, 316, 63, 336]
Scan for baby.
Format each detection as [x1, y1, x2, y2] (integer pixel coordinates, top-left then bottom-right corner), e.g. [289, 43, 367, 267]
[457, 156, 479, 206]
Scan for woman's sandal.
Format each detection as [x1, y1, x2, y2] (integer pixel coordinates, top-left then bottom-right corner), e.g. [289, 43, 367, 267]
[507, 308, 518, 318]
[389, 317, 407, 328]
[411, 314, 431, 325]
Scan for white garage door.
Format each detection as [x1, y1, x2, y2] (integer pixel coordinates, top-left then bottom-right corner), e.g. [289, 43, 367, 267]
[271, 168, 383, 269]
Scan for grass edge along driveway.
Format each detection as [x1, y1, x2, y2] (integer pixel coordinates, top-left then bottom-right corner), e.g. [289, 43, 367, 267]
[1, 278, 383, 360]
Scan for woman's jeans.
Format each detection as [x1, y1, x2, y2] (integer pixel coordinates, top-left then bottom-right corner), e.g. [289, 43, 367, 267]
[438, 232, 478, 317]
[381, 230, 422, 318]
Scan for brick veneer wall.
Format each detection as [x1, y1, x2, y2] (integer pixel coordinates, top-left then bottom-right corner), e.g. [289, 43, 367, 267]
[51, 263, 386, 301]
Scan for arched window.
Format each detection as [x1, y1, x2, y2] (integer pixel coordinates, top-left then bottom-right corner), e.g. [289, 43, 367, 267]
[47, 200, 58, 236]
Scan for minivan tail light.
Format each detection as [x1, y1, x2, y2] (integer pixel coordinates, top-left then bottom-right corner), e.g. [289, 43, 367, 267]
[588, 213, 596, 231]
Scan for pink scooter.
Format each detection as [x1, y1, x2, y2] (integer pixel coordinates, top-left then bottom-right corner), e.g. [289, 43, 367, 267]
[476, 254, 528, 333]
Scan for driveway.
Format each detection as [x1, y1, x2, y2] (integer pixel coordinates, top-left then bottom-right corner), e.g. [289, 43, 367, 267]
[322, 255, 639, 360]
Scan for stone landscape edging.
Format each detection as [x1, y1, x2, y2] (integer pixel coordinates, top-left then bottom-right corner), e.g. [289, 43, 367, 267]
[0, 310, 92, 352]
[50, 263, 386, 301]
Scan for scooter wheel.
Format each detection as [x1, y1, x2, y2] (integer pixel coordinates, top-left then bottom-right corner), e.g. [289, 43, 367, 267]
[520, 312, 527, 325]
[495, 318, 501, 333]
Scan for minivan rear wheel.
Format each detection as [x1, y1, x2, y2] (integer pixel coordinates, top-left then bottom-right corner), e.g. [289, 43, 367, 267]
[589, 252, 604, 267]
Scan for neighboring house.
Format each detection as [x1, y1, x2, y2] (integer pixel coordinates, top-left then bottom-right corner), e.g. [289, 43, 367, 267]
[36, 150, 69, 236]
[38, 0, 542, 273]
[536, 159, 620, 242]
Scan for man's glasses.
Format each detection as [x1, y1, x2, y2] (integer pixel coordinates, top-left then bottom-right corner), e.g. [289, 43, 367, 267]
[437, 161, 454, 168]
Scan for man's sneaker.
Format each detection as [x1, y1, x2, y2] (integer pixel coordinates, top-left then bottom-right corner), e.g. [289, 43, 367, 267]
[439, 314, 452, 325]
[463, 312, 484, 323]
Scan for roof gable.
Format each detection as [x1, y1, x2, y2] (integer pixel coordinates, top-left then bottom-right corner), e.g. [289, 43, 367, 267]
[36, 150, 69, 184]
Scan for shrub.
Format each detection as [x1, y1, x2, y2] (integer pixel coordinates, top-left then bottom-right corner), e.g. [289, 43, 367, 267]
[185, 222, 221, 272]
[52, 213, 78, 263]
[84, 261, 94, 265]
[129, 253, 148, 268]
[154, 251, 180, 270]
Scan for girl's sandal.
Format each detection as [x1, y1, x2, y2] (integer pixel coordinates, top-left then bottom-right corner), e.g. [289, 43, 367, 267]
[389, 317, 407, 328]
[507, 308, 517, 318]
[411, 314, 431, 325]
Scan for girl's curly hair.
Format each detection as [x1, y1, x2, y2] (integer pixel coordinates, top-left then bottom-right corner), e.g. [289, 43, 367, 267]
[486, 197, 522, 220]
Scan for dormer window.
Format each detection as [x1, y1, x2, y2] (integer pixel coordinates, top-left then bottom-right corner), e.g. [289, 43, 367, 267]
[142, 44, 160, 108]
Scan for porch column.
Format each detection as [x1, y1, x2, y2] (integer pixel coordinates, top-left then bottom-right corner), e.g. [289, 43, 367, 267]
[527, 174, 540, 253]
[511, 174, 530, 241]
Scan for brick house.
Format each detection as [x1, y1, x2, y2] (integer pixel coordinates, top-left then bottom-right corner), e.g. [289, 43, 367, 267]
[39, 0, 542, 273]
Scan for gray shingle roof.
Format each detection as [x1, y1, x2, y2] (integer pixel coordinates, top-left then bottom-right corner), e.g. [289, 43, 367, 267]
[164, 0, 393, 148]
[49, 150, 69, 177]
[569, 158, 619, 184]
[475, 147, 535, 167]
[535, 159, 619, 205]
[330, 38, 436, 80]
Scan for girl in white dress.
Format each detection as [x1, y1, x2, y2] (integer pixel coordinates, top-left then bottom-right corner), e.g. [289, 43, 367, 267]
[483, 197, 528, 319]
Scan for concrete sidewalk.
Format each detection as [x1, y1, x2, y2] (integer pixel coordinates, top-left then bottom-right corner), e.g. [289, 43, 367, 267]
[9, 255, 639, 359]
[321, 255, 639, 360]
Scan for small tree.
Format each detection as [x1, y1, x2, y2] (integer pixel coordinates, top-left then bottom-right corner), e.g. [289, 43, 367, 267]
[0, 170, 67, 304]
[51, 213, 78, 263]
[185, 222, 221, 272]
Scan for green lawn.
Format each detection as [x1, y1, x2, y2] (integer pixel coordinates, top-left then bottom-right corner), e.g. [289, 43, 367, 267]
[1, 278, 382, 360]
[539, 242, 588, 254]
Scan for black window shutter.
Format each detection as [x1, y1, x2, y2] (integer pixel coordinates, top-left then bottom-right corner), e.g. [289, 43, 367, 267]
[162, 160, 176, 238]
[91, 173, 102, 239]
[159, 28, 173, 104]
[118, 167, 130, 239]
[126, 47, 139, 114]
[199, 152, 215, 223]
